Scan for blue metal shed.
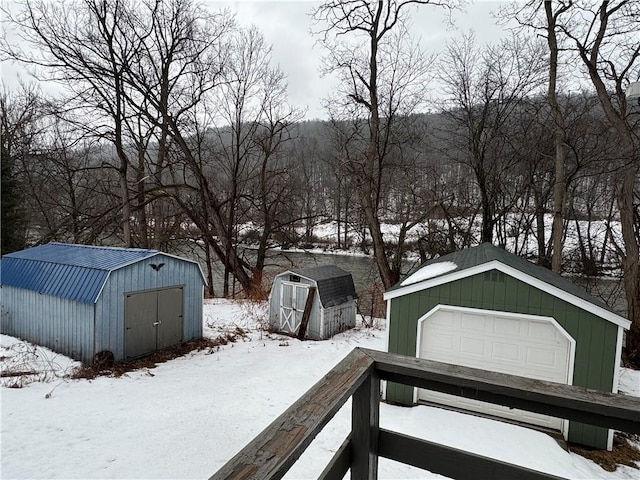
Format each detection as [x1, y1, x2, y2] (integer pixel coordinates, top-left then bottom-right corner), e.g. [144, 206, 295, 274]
[0, 243, 205, 363]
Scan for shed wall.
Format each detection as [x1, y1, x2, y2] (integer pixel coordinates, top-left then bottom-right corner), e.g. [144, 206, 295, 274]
[269, 274, 347, 339]
[306, 290, 323, 339]
[323, 302, 356, 337]
[386, 271, 618, 449]
[1, 286, 95, 363]
[268, 275, 283, 326]
[269, 275, 322, 337]
[94, 255, 203, 361]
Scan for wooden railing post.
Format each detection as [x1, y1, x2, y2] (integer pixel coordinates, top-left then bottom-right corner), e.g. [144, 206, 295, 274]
[351, 370, 380, 479]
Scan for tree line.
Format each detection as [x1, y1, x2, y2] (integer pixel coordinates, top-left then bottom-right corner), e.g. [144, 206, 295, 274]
[1, 0, 638, 362]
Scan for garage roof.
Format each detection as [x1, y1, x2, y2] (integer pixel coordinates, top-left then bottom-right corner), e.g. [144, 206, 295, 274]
[289, 265, 358, 308]
[0, 242, 203, 304]
[385, 243, 630, 330]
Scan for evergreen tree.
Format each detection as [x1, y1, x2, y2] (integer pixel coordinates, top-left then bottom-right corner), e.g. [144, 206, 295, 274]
[1, 134, 27, 255]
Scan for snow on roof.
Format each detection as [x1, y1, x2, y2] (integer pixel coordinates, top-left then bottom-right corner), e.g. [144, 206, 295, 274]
[400, 261, 458, 286]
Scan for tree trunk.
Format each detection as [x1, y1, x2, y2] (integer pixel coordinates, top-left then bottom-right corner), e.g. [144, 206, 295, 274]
[617, 162, 640, 363]
[360, 10, 396, 290]
[545, 0, 568, 274]
[550, 132, 566, 273]
[118, 164, 132, 247]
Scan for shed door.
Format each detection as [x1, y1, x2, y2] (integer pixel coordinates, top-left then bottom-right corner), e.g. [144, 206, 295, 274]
[418, 308, 572, 432]
[280, 282, 309, 334]
[124, 290, 158, 359]
[157, 287, 184, 349]
[125, 287, 184, 359]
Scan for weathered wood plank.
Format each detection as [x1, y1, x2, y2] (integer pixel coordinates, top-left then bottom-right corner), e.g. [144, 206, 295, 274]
[209, 348, 374, 480]
[378, 429, 568, 480]
[318, 435, 351, 480]
[351, 371, 380, 479]
[363, 349, 640, 433]
[297, 286, 316, 340]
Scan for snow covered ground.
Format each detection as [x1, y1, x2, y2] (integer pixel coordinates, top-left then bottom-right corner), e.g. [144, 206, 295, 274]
[1, 300, 639, 479]
[264, 213, 624, 264]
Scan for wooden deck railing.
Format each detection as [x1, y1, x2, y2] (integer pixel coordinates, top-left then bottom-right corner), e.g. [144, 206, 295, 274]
[210, 348, 640, 480]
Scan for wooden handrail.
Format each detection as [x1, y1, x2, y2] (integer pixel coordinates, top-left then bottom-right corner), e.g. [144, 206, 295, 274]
[365, 349, 640, 433]
[210, 348, 640, 480]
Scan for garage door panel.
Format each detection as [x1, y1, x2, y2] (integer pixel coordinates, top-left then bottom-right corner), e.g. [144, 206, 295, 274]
[461, 313, 486, 331]
[493, 316, 521, 336]
[418, 308, 571, 432]
[526, 346, 559, 369]
[423, 332, 455, 352]
[431, 311, 455, 327]
[419, 389, 562, 430]
[492, 342, 519, 362]
[459, 337, 485, 356]
[528, 321, 559, 340]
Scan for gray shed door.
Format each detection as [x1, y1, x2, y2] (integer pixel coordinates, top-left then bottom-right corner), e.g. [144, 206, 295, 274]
[280, 282, 309, 334]
[125, 287, 184, 359]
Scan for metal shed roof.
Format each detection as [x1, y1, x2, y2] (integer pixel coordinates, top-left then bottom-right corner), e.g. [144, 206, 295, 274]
[289, 265, 358, 308]
[385, 243, 630, 329]
[0, 242, 200, 304]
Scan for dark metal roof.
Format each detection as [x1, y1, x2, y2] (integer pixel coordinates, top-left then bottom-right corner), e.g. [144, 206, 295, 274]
[1, 242, 160, 304]
[388, 243, 617, 314]
[290, 265, 358, 308]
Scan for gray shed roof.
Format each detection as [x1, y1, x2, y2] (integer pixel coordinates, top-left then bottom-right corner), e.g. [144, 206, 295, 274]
[0, 242, 205, 304]
[289, 265, 358, 308]
[385, 243, 628, 327]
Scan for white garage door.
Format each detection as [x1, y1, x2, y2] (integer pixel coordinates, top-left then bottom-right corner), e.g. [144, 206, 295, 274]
[418, 307, 573, 431]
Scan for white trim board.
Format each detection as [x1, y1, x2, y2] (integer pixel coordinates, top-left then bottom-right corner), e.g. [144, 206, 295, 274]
[383, 260, 630, 330]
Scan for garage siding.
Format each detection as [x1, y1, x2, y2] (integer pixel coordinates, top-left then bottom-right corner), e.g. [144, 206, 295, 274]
[386, 271, 617, 449]
[0, 286, 95, 363]
[94, 256, 203, 361]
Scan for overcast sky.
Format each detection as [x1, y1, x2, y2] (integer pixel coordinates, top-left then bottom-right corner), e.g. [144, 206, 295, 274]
[1, 0, 516, 120]
[221, 0, 515, 119]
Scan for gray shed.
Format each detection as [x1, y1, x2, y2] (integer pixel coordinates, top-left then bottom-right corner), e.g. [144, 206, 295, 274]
[0, 242, 205, 363]
[269, 265, 358, 339]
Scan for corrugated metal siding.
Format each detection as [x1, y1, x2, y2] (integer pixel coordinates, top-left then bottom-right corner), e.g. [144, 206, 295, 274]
[5, 242, 158, 270]
[1, 257, 109, 303]
[94, 254, 203, 361]
[0, 243, 203, 305]
[386, 271, 617, 449]
[0, 286, 95, 363]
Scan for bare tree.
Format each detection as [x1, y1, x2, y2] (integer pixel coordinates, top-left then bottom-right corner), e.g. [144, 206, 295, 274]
[554, 0, 640, 363]
[505, 1, 585, 274]
[201, 25, 302, 295]
[312, 0, 459, 288]
[437, 33, 546, 244]
[1, 0, 161, 246]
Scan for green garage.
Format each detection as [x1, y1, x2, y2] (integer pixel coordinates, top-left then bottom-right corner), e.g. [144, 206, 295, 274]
[383, 243, 630, 450]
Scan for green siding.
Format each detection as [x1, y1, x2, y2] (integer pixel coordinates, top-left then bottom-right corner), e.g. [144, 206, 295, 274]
[386, 270, 619, 449]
